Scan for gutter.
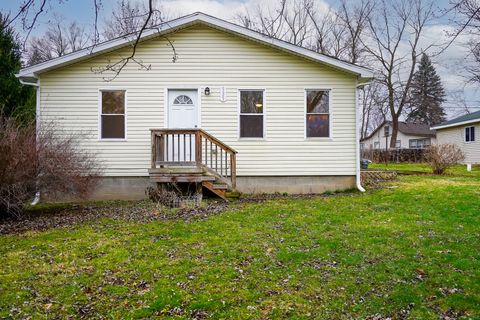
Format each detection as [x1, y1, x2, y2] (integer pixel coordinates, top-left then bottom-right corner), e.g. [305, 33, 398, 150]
[431, 118, 480, 130]
[355, 80, 373, 192]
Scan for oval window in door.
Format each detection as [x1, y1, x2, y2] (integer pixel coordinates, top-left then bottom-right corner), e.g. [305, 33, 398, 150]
[173, 95, 193, 105]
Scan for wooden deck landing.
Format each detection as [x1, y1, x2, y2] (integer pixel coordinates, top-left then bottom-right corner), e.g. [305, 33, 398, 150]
[148, 129, 238, 200]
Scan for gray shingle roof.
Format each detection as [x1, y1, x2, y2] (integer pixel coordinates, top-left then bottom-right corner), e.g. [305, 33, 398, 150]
[432, 110, 480, 129]
[361, 121, 436, 141]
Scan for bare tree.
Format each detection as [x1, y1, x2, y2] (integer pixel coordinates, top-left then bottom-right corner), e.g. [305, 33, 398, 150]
[363, 0, 438, 148]
[236, 0, 287, 39]
[8, 0, 175, 80]
[308, 0, 373, 64]
[26, 16, 90, 65]
[359, 81, 388, 139]
[448, 0, 480, 85]
[102, 0, 169, 40]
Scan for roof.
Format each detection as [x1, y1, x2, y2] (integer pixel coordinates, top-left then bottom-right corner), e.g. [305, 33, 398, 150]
[431, 110, 480, 130]
[18, 12, 373, 82]
[361, 121, 436, 141]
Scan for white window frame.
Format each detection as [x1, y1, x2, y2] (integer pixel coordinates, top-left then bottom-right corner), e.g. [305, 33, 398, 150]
[374, 141, 380, 149]
[238, 89, 266, 140]
[395, 140, 401, 149]
[304, 88, 333, 139]
[98, 89, 128, 141]
[465, 126, 475, 143]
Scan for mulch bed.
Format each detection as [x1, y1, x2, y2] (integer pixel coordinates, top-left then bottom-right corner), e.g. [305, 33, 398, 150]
[0, 192, 350, 235]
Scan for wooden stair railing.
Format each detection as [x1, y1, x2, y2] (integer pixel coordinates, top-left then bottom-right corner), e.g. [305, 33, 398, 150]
[150, 129, 237, 189]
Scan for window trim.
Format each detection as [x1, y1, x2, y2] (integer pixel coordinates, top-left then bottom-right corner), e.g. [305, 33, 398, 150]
[98, 88, 128, 141]
[409, 138, 431, 149]
[304, 88, 333, 140]
[465, 126, 475, 143]
[238, 89, 266, 140]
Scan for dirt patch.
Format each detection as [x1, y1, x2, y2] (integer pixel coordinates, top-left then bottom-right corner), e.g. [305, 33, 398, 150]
[0, 200, 229, 235]
[0, 192, 352, 235]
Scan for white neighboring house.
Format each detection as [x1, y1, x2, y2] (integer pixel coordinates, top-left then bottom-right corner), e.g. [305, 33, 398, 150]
[432, 110, 480, 165]
[17, 12, 373, 200]
[361, 121, 437, 151]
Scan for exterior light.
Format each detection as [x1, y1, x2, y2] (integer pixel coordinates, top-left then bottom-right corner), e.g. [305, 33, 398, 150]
[204, 87, 210, 96]
[256, 103, 263, 108]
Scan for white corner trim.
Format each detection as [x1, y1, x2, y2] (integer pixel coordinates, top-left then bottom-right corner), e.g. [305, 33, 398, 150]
[18, 12, 374, 80]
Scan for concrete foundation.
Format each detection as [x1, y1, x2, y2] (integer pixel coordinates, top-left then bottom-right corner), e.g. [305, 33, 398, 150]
[85, 175, 356, 200]
[89, 177, 155, 200]
[236, 176, 356, 194]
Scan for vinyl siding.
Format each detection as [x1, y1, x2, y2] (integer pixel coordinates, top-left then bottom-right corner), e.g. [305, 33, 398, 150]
[436, 123, 480, 164]
[39, 24, 358, 177]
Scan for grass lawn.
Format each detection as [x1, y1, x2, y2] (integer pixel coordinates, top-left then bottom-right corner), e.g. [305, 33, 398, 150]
[369, 163, 480, 178]
[1, 173, 480, 319]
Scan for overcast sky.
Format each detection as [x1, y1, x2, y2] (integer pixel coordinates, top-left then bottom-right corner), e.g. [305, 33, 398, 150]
[2, 0, 479, 117]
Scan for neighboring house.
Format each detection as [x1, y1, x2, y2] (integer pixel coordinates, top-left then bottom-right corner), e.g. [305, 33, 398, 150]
[432, 110, 480, 165]
[361, 121, 436, 151]
[17, 12, 373, 200]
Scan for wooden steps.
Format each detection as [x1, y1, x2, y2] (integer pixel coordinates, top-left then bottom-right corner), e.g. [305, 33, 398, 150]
[148, 166, 236, 201]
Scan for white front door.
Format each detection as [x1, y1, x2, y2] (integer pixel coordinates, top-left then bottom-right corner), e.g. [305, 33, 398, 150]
[167, 90, 198, 162]
[168, 89, 198, 129]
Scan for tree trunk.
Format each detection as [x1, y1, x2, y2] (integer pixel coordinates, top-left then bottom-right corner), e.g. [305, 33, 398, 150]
[390, 116, 399, 148]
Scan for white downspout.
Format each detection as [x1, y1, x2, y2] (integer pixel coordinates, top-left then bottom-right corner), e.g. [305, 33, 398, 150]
[19, 77, 42, 205]
[355, 80, 372, 192]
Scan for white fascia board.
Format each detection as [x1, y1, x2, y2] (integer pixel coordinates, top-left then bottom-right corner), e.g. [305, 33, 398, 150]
[18, 12, 374, 80]
[431, 119, 480, 130]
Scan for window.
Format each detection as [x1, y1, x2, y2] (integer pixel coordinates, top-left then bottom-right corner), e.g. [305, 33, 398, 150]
[465, 126, 475, 142]
[374, 142, 380, 149]
[100, 90, 126, 139]
[239, 90, 264, 138]
[173, 95, 193, 105]
[409, 138, 430, 149]
[384, 126, 390, 137]
[306, 90, 330, 137]
[360, 143, 365, 150]
[395, 140, 401, 149]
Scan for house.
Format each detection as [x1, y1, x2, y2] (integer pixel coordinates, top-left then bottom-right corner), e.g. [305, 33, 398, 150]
[17, 12, 373, 200]
[431, 110, 480, 165]
[361, 121, 436, 151]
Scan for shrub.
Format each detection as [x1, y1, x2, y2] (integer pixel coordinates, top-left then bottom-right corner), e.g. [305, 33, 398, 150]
[425, 144, 465, 175]
[0, 118, 102, 218]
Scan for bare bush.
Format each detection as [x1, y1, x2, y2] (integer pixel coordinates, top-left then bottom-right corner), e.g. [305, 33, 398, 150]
[146, 183, 202, 208]
[0, 119, 102, 218]
[425, 144, 465, 174]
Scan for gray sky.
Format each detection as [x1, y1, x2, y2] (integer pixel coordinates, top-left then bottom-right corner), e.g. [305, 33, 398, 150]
[2, 0, 479, 117]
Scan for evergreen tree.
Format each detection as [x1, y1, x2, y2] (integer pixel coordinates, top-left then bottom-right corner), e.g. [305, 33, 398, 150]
[0, 12, 35, 123]
[407, 53, 446, 125]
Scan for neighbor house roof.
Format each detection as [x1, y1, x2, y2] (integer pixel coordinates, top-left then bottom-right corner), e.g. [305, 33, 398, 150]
[17, 12, 373, 82]
[361, 121, 436, 141]
[431, 110, 480, 130]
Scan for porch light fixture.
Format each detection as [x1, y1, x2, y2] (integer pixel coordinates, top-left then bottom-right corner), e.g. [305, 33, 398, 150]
[204, 87, 211, 96]
[256, 103, 263, 108]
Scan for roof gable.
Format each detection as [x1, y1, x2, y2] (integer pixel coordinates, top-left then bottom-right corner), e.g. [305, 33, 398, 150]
[18, 12, 373, 81]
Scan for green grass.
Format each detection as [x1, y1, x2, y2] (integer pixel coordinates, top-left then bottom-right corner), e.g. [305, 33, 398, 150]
[1, 173, 480, 318]
[370, 163, 480, 177]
